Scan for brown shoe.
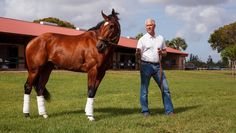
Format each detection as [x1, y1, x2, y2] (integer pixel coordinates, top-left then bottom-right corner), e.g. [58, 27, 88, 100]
[142, 112, 150, 117]
[167, 112, 175, 116]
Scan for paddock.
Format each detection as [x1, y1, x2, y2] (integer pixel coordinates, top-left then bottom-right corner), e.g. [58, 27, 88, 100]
[0, 70, 235, 132]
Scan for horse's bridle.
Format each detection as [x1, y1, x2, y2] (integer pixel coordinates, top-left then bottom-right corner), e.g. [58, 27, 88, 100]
[96, 20, 120, 52]
[98, 35, 119, 46]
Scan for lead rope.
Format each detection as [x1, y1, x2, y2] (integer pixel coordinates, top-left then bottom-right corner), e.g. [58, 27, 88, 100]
[158, 48, 163, 93]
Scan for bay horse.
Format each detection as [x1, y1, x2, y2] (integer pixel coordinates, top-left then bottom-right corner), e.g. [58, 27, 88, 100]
[23, 9, 120, 121]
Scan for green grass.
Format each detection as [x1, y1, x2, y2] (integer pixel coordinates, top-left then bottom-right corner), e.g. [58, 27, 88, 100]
[0, 70, 235, 133]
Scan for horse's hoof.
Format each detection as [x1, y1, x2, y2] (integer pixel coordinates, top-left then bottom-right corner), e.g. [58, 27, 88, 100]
[24, 113, 30, 118]
[87, 116, 95, 121]
[42, 114, 48, 119]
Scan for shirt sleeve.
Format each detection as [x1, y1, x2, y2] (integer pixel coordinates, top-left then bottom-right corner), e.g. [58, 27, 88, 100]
[161, 36, 166, 49]
[137, 38, 143, 49]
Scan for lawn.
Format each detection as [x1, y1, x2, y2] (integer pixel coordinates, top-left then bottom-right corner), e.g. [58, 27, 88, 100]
[0, 70, 235, 133]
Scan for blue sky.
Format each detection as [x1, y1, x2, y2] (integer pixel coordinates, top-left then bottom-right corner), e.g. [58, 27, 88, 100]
[1, 0, 236, 62]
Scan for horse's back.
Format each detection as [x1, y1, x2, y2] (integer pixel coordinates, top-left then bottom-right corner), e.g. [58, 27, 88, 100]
[25, 31, 99, 71]
[26, 31, 96, 52]
[26, 33, 55, 52]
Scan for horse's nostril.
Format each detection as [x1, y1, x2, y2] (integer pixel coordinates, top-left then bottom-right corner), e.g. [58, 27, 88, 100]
[96, 41, 106, 53]
[96, 42, 102, 49]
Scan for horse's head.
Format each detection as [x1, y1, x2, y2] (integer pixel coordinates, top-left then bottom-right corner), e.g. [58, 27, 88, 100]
[96, 9, 121, 53]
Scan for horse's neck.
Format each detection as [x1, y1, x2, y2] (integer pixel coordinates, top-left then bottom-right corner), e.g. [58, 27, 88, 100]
[85, 30, 99, 40]
[100, 46, 114, 70]
[101, 46, 114, 65]
[104, 46, 115, 57]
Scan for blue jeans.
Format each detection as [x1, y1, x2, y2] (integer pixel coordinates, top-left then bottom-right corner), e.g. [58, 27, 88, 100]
[140, 62, 174, 114]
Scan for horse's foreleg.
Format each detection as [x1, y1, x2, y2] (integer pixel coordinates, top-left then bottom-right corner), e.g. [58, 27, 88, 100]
[85, 70, 97, 121]
[85, 85, 98, 121]
[23, 71, 38, 118]
[85, 69, 105, 121]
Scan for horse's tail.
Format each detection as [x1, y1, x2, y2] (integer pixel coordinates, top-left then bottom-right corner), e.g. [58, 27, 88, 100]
[43, 88, 51, 101]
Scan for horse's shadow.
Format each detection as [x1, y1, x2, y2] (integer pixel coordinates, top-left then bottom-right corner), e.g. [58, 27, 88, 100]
[50, 105, 201, 120]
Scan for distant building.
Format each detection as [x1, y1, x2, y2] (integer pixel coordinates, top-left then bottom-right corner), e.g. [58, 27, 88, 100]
[0, 17, 188, 70]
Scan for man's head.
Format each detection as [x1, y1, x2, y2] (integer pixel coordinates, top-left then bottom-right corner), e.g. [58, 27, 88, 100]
[145, 18, 156, 36]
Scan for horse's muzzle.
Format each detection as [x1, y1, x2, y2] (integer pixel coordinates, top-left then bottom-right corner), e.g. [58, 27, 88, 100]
[96, 41, 107, 53]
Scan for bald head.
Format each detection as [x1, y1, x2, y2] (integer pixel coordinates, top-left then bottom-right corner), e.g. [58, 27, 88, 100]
[145, 18, 156, 36]
[145, 18, 155, 26]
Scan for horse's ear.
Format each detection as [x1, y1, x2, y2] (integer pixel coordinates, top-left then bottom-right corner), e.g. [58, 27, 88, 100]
[101, 10, 108, 21]
[111, 8, 119, 20]
[112, 9, 115, 15]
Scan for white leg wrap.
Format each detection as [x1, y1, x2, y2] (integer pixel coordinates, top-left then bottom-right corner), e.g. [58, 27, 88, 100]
[85, 98, 94, 121]
[23, 94, 30, 113]
[37, 96, 48, 118]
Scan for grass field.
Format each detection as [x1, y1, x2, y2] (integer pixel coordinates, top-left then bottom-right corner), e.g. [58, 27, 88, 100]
[0, 70, 235, 133]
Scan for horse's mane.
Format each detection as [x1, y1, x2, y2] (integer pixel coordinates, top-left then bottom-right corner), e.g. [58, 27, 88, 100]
[88, 12, 119, 31]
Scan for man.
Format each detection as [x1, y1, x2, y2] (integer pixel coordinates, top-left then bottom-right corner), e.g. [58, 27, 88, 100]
[136, 18, 174, 116]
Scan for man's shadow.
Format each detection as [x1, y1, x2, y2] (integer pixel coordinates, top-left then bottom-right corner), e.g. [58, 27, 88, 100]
[50, 105, 201, 120]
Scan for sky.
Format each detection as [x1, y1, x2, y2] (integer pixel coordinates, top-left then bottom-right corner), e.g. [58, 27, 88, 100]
[0, 0, 236, 62]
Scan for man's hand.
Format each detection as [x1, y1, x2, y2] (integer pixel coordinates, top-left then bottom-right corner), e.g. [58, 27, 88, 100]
[135, 48, 141, 60]
[158, 48, 167, 57]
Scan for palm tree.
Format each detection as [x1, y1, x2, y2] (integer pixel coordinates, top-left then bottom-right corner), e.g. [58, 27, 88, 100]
[135, 33, 144, 40]
[169, 37, 188, 51]
[165, 40, 170, 47]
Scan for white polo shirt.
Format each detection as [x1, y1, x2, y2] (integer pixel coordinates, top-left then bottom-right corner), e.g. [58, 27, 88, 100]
[137, 33, 166, 63]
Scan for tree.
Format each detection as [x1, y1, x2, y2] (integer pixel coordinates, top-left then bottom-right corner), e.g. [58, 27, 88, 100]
[221, 45, 236, 71]
[207, 55, 214, 66]
[208, 21, 236, 53]
[135, 33, 144, 40]
[187, 53, 206, 68]
[165, 40, 170, 47]
[189, 54, 199, 62]
[33, 17, 76, 29]
[221, 45, 236, 61]
[168, 37, 188, 51]
[216, 60, 228, 68]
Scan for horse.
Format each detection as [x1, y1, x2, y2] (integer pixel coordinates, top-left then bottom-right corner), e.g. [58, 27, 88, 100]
[23, 9, 121, 121]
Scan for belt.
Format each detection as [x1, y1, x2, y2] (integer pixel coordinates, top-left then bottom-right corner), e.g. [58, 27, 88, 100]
[141, 60, 159, 65]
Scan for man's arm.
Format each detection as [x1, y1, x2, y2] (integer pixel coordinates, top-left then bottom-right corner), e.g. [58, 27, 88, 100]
[158, 48, 167, 57]
[135, 48, 141, 60]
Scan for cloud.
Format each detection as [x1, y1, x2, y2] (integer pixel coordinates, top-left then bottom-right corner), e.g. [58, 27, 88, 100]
[195, 24, 207, 34]
[1, 0, 126, 29]
[165, 5, 227, 40]
[1, 0, 144, 36]
[140, 0, 234, 43]
[139, 0, 229, 6]
[1, 0, 235, 41]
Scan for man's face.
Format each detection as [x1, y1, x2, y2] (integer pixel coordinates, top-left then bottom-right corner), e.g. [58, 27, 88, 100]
[145, 21, 155, 35]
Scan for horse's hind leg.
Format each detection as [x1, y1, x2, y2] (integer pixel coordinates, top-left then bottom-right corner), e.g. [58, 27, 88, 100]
[35, 63, 54, 118]
[23, 70, 39, 118]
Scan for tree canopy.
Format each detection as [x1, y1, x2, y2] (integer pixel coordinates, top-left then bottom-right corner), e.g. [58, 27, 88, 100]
[221, 45, 236, 62]
[208, 21, 236, 53]
[187, 53, 205, 67]
[33, 17, 76, 29]
[167, 37, 188, 51]
[135, 33, 143, 40]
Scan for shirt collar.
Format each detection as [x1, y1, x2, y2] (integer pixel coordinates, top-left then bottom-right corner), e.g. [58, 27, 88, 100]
[146, 33, 156, 38]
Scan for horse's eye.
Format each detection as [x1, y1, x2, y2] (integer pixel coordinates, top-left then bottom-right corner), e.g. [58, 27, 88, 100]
[109, 25, 114, 30]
